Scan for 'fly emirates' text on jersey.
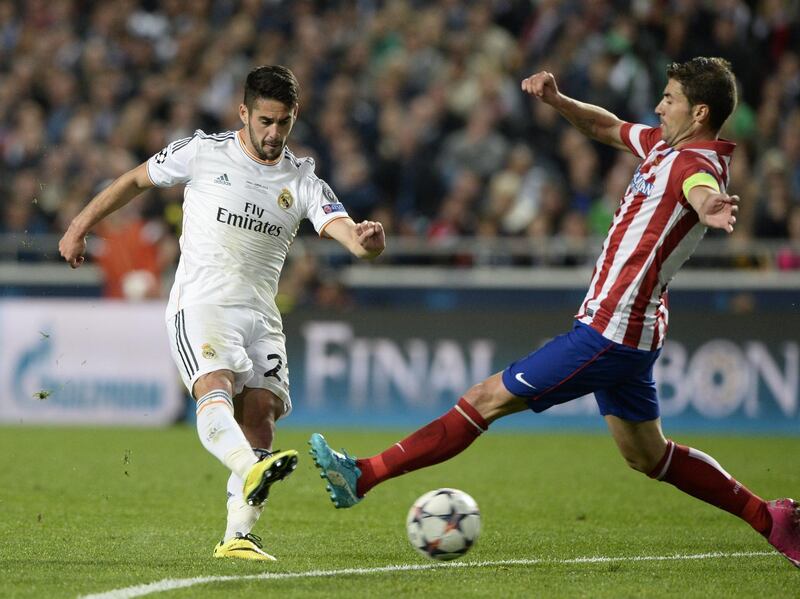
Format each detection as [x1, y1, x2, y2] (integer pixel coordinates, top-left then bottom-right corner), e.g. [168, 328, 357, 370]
[147, 129, 350, 319]
[577, 123, 735, 351]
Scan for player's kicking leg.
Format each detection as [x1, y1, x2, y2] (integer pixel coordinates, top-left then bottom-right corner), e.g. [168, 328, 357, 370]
[308, 398, 488, 509]
[214, 388, 297, 560]
[310, 324, 620, 508]
[168, 307, 298, 559]
[310, 373, 525, 508]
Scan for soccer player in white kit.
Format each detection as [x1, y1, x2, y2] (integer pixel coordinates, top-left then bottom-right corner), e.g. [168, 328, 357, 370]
[59, 65, 386, 561]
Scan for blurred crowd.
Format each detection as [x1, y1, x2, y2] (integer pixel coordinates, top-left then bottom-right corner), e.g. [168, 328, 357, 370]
[1, 0, 799, 300]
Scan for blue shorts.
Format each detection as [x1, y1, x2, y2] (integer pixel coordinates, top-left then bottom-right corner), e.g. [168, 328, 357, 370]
[501, 321, 661, 422]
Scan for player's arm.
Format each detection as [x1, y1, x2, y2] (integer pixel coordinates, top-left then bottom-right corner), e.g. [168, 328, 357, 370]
[521, 71, 627, 152]
[686, 178, 739, 234]
[59, 162, 155, 268]
[324, 217, 386, 260]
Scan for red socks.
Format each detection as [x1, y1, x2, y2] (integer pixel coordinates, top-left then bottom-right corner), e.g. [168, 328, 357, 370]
[354, 407, 773, 538]
[649, 440, 772, 536]
[356, 398, 488, 497]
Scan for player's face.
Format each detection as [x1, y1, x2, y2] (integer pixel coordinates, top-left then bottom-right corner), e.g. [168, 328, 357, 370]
[241, 98, 297, 162]
[654, 79, 696, 147]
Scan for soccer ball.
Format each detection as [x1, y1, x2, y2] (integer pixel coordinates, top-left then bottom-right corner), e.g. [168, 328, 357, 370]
[406, 488, 481, 561]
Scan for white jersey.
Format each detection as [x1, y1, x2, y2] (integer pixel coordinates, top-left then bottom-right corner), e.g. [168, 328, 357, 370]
[147, 129, 350, 319]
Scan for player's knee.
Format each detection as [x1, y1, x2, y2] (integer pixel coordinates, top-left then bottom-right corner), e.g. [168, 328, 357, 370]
[621, 454, 648, 473]
[462, 380, 491, 411]
[193, 370, 235, 399]
[463, 374, 524, 423]
[618, 448, 660, 474]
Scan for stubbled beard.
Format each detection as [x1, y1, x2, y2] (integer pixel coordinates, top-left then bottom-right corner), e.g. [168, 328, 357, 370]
[248, 124, 281, 161]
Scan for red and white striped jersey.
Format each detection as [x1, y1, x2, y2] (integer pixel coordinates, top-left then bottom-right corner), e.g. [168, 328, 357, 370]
[576, 123, 735, 350]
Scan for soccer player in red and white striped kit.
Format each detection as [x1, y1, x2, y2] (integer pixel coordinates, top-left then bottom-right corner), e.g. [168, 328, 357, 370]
[309, 57, 800, 568]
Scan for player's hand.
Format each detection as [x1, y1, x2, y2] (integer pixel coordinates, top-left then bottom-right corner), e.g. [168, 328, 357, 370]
[521, 71, 560, 105]
[58, 229, 87, 268]
[354, 220, 385, 258]
[701, 193, 739, 233]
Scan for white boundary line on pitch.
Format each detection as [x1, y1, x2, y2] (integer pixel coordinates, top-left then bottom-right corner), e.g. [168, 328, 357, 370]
[80, 551, 776, 599]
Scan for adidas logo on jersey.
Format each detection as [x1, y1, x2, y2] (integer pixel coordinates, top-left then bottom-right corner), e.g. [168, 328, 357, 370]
[214, 173, 231, 186]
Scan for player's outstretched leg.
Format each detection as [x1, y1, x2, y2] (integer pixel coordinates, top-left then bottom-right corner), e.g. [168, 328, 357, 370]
[213, 532, 277, 561]
[243, 449, 299, 507]
[308, 433, 362, 508]
[766, 499, 800, 568]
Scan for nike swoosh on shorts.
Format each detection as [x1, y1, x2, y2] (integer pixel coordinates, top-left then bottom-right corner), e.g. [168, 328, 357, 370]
[515, 372, 537, 390]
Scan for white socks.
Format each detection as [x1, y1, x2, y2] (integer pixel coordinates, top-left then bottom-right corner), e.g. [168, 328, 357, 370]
[195, 390, 257, 480]
[224, 473, 263, 541]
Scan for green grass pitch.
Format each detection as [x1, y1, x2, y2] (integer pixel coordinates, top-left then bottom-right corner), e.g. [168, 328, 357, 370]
[1, 426, 798, 598]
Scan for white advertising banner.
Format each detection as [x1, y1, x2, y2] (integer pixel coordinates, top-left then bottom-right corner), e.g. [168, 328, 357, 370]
[0, 299, 184, 425]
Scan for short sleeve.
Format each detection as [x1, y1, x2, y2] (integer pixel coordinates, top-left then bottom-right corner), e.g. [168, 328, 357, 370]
[620, 123, 663, 159]
[302, 176, 351, 236]
[146, 133, 200, 187]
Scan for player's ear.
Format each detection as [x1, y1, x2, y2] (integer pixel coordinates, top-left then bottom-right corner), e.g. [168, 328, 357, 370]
[239, 104, 249, 126]
[693, 103, 710, 127]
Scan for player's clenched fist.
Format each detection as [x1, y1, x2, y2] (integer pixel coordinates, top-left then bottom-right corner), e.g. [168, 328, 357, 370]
[59, 229, 87, 269]
[520, 71, 560, 104]
[355, 220, 385, 257]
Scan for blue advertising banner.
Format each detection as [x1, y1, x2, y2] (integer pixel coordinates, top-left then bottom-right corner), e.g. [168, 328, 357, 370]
[281, 308, 799, 434]
[0, 299, 183, 426]
[1, 298, 795, 433]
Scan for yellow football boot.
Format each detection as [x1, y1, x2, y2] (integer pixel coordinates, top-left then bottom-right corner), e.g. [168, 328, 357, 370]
[213, 533, 276, 561]
[243, 449, 299, 507]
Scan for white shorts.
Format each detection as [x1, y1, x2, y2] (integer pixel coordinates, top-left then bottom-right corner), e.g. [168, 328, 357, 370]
[166, 304, 292, 415]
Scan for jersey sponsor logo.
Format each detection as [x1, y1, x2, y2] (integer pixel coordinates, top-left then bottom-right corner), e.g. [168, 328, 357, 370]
[629, 169, 654, 196]
[322, 203, 345, 214]
[216, 207, 283, 237]
[277, 188, 294, 209]
[214, 173, 232, 186]
[514, 372, 537, 390]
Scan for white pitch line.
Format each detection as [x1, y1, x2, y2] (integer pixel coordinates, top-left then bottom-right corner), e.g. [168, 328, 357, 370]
[80, 551, 776, 599]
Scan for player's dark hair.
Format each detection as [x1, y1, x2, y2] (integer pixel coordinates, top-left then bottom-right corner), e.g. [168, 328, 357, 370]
[666, 57, 737, 132]
[244, 65, 299, 110]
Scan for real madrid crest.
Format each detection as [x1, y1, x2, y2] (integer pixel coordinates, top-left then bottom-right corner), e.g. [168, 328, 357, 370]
[277, 188, 294, 210]
[201, 343, 217, 359]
